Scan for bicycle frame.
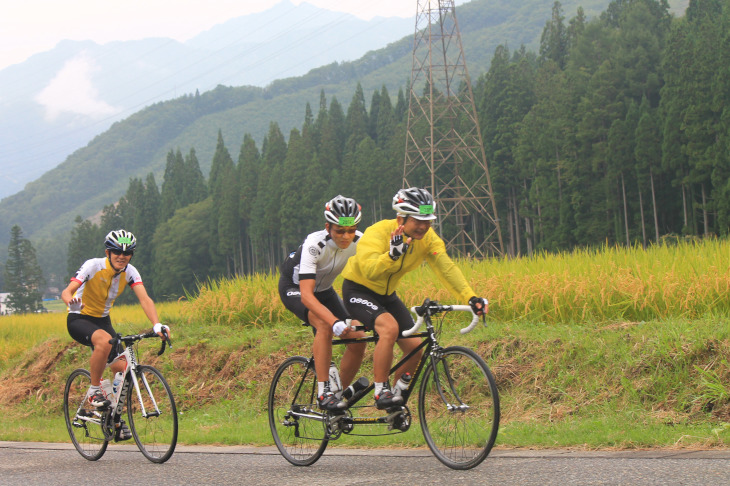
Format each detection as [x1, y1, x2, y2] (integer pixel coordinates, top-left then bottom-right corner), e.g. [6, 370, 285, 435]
[109, 344, 162, 421]
[72, 332, 168, 440]
[288, 302, 479, 435]
[269, 299, 498, 469]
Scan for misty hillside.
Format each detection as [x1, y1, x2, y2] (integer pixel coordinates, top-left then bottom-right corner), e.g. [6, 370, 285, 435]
[0, 0, 413, 199]
[0, 0, 690, 249]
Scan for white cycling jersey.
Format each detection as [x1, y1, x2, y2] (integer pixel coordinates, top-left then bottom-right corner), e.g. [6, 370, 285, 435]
[280, 229, 362, 292]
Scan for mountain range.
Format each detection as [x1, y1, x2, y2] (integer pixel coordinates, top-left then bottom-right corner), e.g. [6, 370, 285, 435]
[0, 0, 689, 248]
[0, 0, 413, 200]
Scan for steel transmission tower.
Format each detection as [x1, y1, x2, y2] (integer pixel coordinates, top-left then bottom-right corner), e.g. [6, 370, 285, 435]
[403, 0, 503, 258]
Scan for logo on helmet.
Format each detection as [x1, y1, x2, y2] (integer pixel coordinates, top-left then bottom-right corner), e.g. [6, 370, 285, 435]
[338, 216, 355, 226]
[419, 205, 434, 215]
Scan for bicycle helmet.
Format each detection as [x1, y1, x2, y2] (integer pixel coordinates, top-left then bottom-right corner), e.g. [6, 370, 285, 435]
[104, 229, 137, 252]
[324, 195, 362, 226]
[392, 187, 437, 220]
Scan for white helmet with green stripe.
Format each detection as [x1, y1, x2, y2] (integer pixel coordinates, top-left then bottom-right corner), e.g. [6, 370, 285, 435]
[392, 187, 437, 220]
[324, 195, 362, 226]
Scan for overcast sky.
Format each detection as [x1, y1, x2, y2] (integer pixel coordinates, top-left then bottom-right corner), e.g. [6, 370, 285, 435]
[0, 0, 437, 71]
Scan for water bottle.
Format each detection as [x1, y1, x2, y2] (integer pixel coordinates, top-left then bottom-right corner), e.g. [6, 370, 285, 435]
[393, 372, 412, 398]
[112, 372, 123, 395]
[341, 376, 369, 401]
[328, 361, 342, 394]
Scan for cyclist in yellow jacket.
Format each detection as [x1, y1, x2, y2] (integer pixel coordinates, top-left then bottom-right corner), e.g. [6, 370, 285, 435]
[341, 187, 487, 409]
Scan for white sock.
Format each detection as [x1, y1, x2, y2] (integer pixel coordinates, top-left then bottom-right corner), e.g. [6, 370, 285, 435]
[318, 381, 330, 397]
[374, 382, 386, 397]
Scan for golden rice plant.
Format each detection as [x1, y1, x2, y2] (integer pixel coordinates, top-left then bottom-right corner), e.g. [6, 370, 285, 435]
[462, 239, 730, 323]
[0, 312, 66, 365]
[181, 238, 730, 327]
[184, 273, 292, 327]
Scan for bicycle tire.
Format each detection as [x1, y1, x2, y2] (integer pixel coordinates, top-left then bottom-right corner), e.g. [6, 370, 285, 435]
[64, 368, 109, 461]
[268, 356, 328, 466]
[418, 346, 500, 470]
[127, 365, 178, 463]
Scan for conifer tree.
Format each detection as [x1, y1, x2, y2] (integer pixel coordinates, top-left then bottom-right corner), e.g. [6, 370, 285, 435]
[4, 225, 44, 313]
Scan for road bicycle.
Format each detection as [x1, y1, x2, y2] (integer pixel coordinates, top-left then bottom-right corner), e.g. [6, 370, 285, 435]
[268, 298, 500, 470]
[63, 329, 178, 463]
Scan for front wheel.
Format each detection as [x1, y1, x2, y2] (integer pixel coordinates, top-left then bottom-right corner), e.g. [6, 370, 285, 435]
[64, 369, 108, 461]
[268, 356, 328, 466]
[418, 346, 500, 470]
[127, 365, 178, 463]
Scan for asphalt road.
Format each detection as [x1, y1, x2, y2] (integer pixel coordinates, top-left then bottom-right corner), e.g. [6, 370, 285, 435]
[2, 442, 730, 485]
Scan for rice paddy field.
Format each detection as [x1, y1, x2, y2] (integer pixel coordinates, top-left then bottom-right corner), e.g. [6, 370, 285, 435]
[2, 238, 730, 449]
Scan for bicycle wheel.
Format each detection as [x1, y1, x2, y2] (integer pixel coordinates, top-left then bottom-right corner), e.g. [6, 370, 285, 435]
[268, 356, 328, 466]
[418, 346, 500, 470]
[64, 369, 108, 461]
[127, 365, 178, 463]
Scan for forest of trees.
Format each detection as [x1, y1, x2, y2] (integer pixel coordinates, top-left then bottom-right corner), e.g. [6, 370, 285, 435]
[65, 0, 730, 300]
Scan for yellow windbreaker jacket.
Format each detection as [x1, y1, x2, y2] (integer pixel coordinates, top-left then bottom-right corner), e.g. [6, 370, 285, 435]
[341, 219, 476, 303]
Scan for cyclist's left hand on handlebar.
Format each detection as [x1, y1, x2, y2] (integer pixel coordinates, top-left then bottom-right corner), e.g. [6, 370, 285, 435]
[332, 320, 349, 337]
[468, 296, 488, 316]
[153, 322, 171, 339]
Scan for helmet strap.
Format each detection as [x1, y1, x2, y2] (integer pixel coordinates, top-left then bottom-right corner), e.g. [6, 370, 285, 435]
[105, 250, 129, 274]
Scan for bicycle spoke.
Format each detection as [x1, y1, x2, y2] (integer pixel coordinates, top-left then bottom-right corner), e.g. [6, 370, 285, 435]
[268, 356, 328, 466]
[419, 346, 499, 469]
[127, 365, 178, 463]
[64, 369, 108, 461]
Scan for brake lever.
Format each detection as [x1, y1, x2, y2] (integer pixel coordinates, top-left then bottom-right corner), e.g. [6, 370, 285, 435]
[157, 330, 172, 356]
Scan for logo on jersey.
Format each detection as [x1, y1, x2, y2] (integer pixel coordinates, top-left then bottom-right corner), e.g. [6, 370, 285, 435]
[287, 290, 301, 297]
[307, 246, 319, 256]
[349, 297, 378, 310]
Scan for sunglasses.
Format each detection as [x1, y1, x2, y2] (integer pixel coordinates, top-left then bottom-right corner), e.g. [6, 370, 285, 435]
[333, 228, 357, 235]
[110, 249, 134, 256]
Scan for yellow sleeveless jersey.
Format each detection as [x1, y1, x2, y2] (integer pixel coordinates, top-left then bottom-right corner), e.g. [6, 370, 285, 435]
[341, 219, 476, 302]
[69, 257, 143, 318]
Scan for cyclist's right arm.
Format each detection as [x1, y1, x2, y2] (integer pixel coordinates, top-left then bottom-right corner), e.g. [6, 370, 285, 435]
[344, 220, 404, 284]
[61, 279, 83, 311]
[300, 279, 339, 325]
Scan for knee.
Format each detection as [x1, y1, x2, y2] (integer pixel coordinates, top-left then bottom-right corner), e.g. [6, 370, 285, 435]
[348, 342, 367, 356]
[311, 319, 334, 338]
[91, 330, 112, 352]
[376, 326, 399, 343]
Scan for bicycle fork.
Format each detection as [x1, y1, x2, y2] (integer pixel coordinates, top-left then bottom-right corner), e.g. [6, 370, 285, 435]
[130, 367, 162, 418]
[429, 352, 470, 413]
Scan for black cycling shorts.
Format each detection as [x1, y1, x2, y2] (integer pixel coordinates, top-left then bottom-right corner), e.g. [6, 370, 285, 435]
[67, 313, 119, 363]
[341, 279, 415, 334]
[278, 277, 349, 325]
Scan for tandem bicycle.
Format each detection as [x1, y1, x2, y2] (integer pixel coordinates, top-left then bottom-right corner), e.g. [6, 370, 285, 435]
[268, 298, 499, 470]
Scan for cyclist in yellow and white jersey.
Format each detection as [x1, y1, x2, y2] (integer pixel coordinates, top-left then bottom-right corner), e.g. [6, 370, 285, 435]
[341, 187, 488, 409]
[61, 229, 170, 438]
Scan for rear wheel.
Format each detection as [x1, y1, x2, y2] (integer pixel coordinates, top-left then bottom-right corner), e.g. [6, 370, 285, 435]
[418, 346, 500, 470]
[268, 356, 328, 466]
[64, 369, 108, 461]
[127, 365, 178, 463]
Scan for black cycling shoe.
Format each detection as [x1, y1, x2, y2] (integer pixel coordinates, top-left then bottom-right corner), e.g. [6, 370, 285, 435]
[375, 388, 404, 410]
[318, 390, 346, 411]
[115, 420, 132, 441]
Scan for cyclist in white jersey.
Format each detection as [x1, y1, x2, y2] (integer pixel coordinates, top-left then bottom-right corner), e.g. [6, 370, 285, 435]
[62, 230, 170, 439]
[279, 196, 367, 411]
